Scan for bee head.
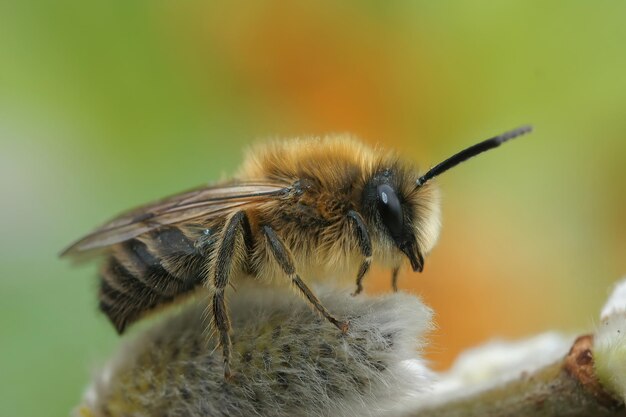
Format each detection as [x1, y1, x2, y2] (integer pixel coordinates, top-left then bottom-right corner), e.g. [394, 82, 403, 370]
[361, 168, 436, 272]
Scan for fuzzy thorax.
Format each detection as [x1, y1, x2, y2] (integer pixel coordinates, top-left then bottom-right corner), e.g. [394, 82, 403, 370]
[238, 135, 441, 276]
[76, 285, 434, 417]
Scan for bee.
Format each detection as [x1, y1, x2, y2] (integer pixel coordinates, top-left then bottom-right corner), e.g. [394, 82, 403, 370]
[62, 125, 532, 378]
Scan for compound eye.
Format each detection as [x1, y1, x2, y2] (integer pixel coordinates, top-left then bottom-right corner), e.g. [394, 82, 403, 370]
[377, 184, 403, 238]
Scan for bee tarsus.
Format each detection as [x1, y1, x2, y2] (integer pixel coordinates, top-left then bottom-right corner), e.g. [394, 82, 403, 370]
[391, 267, 401, 292]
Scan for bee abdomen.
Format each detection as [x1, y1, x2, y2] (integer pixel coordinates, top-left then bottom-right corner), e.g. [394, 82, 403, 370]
[99, 230, 208, 334]
[99, 258, 175, 333]
[121, 238, 199, 296]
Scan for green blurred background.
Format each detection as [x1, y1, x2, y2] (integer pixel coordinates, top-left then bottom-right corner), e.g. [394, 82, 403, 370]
[1, 1, 625, 415]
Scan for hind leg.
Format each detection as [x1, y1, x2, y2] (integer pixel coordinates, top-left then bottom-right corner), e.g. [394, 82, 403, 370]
[210, 210, 253, 379]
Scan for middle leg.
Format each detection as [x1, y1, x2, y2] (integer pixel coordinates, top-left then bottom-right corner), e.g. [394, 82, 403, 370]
[262, 225, 349, 333]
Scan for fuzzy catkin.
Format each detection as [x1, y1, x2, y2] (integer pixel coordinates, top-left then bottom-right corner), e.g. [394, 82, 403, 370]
[595, 277, 626, 403]
[76, 286, 434, 417]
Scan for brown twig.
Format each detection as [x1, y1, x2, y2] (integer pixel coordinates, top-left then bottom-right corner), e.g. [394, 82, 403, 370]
[409, 335, 625, 417]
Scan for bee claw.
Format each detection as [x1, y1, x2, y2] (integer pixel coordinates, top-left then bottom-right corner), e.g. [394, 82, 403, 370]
[224, 366, 236, 382]
[340, 321, 350, 334]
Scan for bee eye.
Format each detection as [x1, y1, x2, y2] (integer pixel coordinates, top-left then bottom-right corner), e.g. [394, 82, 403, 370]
[377, 184, 403, 238]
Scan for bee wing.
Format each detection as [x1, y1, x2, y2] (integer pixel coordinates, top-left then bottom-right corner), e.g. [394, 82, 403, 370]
[61, 182, 289, 256]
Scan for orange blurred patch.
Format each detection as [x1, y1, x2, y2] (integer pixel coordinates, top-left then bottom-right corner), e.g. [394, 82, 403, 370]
[160, 1, 441, 143]
[369, 202, 569, 370]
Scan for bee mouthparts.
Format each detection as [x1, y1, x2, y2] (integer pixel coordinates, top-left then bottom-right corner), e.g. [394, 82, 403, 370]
[400, 242, 424, 273]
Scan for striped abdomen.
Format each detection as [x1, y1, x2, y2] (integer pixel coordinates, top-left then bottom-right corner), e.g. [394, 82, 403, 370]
[99, 226, 215, 333]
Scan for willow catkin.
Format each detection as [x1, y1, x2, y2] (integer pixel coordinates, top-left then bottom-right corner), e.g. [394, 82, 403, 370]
[75, 285, 434, 417]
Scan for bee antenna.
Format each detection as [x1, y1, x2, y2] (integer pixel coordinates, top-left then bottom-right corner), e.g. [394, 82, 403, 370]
[415, 125, 533, 188]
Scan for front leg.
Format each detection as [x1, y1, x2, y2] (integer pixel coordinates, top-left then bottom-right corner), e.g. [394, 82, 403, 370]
[210, 210, 253, 380]
[262, 225, 349, 333]
[347, 210, 372, 296]
[391, 267, 400, 292]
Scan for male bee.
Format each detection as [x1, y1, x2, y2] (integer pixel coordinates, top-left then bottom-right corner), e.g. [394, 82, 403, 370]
[62, 125, 532, 378]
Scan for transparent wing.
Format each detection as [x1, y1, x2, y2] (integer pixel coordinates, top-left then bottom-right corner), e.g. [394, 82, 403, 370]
[61, 182, 289, 256]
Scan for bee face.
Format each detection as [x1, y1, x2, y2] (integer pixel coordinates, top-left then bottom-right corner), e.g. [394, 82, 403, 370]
[360, 166, 437, 272]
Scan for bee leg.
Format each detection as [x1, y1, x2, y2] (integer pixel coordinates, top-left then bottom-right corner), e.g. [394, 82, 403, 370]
[212, 210, 253, 380]
[262, 225, 349, 334]
[391, 267, 400, 292]
[347, 210, 372, 296]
